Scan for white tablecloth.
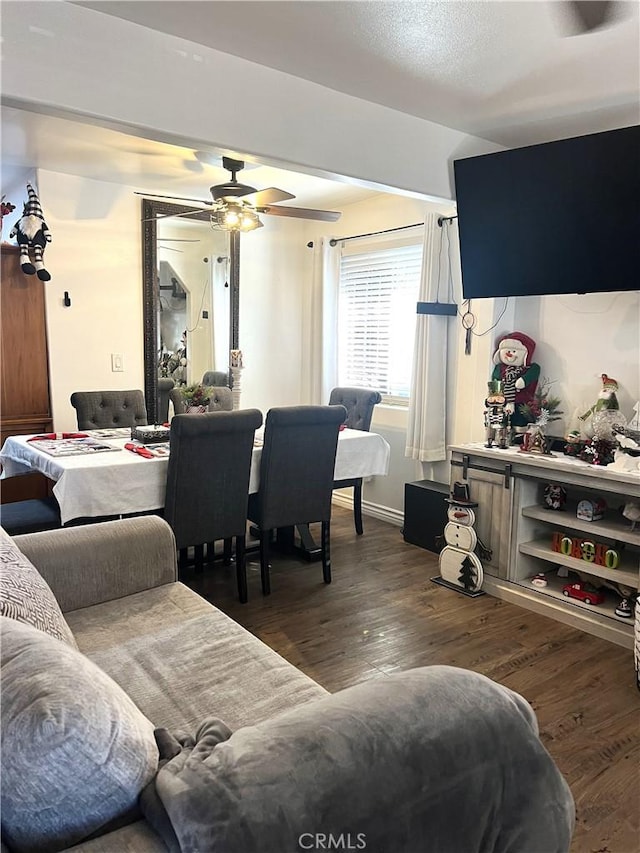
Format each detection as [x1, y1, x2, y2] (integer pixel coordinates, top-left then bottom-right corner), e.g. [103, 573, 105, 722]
[1, 428, 390, 525]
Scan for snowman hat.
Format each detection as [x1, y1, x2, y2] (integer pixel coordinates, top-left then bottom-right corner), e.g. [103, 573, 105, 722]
[601, 373, 618, 390]
[493, 331, 536, 366]
[23, 183, 45, 219]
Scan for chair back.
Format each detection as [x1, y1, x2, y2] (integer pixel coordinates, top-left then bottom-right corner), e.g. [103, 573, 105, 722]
[202, 370, 230, 388]
[70, 390, 148, 429]
[157, 378, 175, 424]
[254, 405, 346, 530]
[164, 409, 263, 550]
[329, 387, 382, 431]
[170, 386, 233, 414]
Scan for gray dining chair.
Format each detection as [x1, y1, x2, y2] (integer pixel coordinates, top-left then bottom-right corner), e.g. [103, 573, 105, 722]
[164, 408, 263, 602]
[169, 386, 233, 414]
[157, 378, 175, 424]
[70, 389, 148, 430]
[328, 387, 382, 535]
[202, 370, 230, 388]
[247, 404, 346, 595]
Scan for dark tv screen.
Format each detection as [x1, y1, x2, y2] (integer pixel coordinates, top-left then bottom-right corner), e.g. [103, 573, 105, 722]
[453, 126, 640, 299]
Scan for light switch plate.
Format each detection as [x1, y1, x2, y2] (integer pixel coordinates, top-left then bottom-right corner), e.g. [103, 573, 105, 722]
[111, 353, 123, 372]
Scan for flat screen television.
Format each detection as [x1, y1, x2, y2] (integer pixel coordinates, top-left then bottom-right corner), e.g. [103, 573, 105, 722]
[453, 126, 640, 299]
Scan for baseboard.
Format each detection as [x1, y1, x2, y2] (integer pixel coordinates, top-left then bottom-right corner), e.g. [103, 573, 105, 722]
[331, 492, 403, 528]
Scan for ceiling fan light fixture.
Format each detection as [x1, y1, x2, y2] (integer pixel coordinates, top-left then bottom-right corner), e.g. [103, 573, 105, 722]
[212, 202, 263, 232]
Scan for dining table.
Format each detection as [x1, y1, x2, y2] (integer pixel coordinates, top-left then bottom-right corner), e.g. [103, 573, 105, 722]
[0, 427, 391, 527]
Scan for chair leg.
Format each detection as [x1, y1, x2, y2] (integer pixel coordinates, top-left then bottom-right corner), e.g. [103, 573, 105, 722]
[353, 480, 364, 535]
[235, 534, 247, 603]
[223, 538, 233, 565]
[194, 544, 204, 573]
[321, 520, 332, 584]
[260, 530, 271, 596]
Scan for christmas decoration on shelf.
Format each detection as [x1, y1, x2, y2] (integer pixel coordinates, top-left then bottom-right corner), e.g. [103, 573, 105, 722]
[551, 531, 621, 568]
[577, 437, 617, 466]
[578, 374, 627, 440]
[519, 410, 553, 455]
[483, 380, 510, 449]
[491, 332, 540, 429]
[543, 484, 567, 511]
[518, 376, 564, 427]
[576, 498, 606, 522]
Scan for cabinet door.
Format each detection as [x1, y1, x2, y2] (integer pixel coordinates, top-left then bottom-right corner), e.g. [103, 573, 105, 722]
[450, 464, 513, 579]
[1, 247, 53, 502]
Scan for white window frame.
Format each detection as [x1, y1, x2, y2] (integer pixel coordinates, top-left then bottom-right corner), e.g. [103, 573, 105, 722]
[336, 231, 423, 407]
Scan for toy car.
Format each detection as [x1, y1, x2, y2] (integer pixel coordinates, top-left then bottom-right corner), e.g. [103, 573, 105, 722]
[562, 581, 605, 606]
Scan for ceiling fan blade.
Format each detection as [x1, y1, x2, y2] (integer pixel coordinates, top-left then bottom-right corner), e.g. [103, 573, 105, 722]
[245, 187, 296, 206]
[135, 191, 213, 206]
[569, 0, 614, 32]
[259, 204, 341, 222]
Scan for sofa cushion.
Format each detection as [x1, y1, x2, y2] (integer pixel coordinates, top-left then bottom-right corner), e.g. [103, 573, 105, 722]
[0, 617, 159, 853]
[66, 582, 328, 732]
[0, 527, 77, 648]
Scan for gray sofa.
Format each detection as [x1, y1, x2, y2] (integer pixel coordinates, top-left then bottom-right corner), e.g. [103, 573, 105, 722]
[1, 517, 575, 853]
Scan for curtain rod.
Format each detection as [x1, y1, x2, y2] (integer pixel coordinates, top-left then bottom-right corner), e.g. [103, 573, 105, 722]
[329, 222, 423, 247]
[438, 215, 458, 226]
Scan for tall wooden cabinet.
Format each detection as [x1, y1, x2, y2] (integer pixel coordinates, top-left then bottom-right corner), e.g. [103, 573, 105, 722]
[1, 245, 53, 502]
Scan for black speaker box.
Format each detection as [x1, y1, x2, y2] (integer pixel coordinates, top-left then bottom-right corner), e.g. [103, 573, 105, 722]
[403, 480, 449, 553]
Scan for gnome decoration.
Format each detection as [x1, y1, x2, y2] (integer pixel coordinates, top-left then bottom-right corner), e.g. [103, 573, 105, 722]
[9, 183, 52, 281]
[578, 374, 627, 440]
[491, 332, 540, 428]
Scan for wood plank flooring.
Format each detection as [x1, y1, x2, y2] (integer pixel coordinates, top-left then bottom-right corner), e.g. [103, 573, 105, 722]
[182, 507, 640, 853]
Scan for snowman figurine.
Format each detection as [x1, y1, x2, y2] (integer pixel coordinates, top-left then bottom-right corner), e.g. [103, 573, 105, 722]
[438, 484, 484, 594]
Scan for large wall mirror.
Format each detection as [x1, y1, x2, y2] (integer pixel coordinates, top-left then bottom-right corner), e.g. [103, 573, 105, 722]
[142, 199, 239, 421]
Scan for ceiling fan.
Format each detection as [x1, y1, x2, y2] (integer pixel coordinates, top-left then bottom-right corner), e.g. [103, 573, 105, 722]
[138, 156, 341, 231]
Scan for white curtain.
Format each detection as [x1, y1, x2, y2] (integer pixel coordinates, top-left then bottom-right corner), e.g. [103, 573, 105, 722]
[405, 212, 453, 462]
[312, 237, 341, 404]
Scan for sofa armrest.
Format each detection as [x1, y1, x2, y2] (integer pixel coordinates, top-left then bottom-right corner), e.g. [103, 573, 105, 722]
[14, 516, 178, 613]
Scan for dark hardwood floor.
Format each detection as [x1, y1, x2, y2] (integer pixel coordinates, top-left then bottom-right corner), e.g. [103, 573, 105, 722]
[182, 506, 640, 853]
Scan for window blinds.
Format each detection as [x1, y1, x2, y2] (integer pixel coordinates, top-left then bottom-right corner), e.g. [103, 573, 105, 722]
[337, 241, 422, 402]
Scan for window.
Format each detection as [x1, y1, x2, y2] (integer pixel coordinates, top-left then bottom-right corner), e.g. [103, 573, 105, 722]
[337, 237, 423, 404]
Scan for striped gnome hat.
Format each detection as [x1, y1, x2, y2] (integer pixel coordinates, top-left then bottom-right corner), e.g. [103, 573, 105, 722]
[23, 183, 45, 218]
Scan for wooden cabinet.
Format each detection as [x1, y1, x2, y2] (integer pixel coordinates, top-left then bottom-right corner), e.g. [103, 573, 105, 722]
[449, 454, 514, 579]
[450, 444, 640, 648]
[1, 245, 53, 502]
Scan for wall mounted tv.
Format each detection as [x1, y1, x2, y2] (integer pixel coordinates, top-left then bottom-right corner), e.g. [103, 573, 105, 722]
[453, 125, 640, 299]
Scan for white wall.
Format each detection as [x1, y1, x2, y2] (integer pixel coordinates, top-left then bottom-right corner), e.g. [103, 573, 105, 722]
[37, 169, 313, 431]
[38, 171, 144, 431]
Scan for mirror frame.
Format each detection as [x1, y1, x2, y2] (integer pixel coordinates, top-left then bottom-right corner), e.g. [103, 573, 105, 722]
[141, 199, 239, 422]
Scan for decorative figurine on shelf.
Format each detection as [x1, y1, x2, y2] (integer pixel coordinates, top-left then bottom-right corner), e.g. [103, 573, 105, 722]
[622, 501, 640, 531]
[9, 183, 52, 281]
[576, 498, 606, 521]
[520, 411, 553, 455]
[578, 437, 616, 466]
[484, 381, 510, 449]
[578, 374, 627, 440]
[544, 484, 567, 511]
[491, 332, 540, 428]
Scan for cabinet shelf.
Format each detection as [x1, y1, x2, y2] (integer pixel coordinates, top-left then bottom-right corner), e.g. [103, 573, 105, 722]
[522, 504, 640, 547]
[450, 444, 639, 648]
[519, 539, 639, 589]
[511, 571, 634, 630]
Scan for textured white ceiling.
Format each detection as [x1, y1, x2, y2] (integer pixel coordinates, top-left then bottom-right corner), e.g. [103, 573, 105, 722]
[4, 1, 638, 207]
[76, 0, 640, 146]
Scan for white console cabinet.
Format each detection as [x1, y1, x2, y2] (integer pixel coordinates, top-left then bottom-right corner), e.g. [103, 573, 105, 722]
[449, 444, 640, 648]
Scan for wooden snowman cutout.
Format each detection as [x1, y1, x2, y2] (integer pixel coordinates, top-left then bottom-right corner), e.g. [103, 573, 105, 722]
[439, 497, 484, 593]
